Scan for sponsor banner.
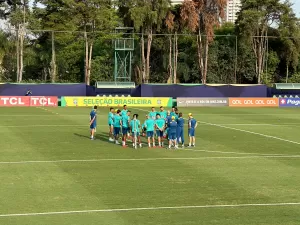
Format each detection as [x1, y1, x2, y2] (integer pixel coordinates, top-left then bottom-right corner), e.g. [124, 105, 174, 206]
[177, 98, 229, 107]
[30, 96, 58, 107]
[229, 98, 279, 107]
[0, 96, 58, 107]
[61, 97, 173, 107]
[279, 98, 300, 107]
[0, 96, 31, 107]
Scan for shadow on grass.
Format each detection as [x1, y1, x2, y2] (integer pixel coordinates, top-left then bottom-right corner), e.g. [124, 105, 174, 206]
[74, 132, 110, 142]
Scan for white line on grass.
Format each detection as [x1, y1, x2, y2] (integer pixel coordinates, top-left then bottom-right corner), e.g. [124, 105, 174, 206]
[1, 123, 300, 128]
[134, 107, 300, 145]
[0, 125, 97, 128]
[1, 155, 300, 165]
[208, 124, 300, 126]
[200, 121, 300, 145]
[1, 202, 300, 217]
[183, 149, 291, 156]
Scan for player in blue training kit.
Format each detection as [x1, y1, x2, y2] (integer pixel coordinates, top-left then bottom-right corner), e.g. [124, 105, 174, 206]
[164, 111, 172, 138]
[121, 105, 128, 117]
[155, 114, 165, 147]
[108, 107, 115, 142]
[149, 107, 157, 120]
[121, 105, 131, 139]
[168, 116, 178, 149]
[89, 106, 97, 140]
[188, 113, 198, 147]
[177, 112, 185, 147]
[113, 110, 122, 145]
[159, 106, 167, 119]
[130, 114, 142, 149]
[144, 116, 155, 148]
[121, 110, 131, 147]
[141, 115, 148, 137]
[170, 106, 177, 117]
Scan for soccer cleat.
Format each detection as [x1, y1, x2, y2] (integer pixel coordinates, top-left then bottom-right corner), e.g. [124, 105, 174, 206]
[139, 144, 142, 148]
[115, 141, 120, 145]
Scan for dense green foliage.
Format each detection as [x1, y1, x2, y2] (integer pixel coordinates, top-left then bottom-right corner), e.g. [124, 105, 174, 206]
[0, 0, 299, 84]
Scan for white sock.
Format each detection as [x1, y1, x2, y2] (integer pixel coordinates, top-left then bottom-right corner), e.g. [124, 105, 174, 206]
[148, 143, 151, 147]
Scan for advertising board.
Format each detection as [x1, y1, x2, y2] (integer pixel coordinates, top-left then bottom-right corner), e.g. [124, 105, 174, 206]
[279, 98, 300, 107]
[177, 98, 228, 107]
[0, 96, 58, 107]
[229, 98, 279, 107]
[61, 97, 173, 107]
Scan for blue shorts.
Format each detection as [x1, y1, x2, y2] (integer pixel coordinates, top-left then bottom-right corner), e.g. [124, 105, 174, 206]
[156, 130, 164, 137]
[122, 127, 128, 135]
[114, 127, 120, 135]
[90, 123, 96, 129]
[188, 128, 195, 137]
[132, 132, 140, 137]
[147, 131, 154, 138]
[169, 133, 177, 140]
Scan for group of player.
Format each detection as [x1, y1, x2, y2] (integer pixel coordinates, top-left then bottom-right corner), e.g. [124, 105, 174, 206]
[90, 105, 197, 149]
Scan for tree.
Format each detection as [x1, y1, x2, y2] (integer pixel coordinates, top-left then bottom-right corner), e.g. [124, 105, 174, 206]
[181, 0, 227, 84]
[165, 4, 182, 83]
[236, 0, 293, 84]
[69, 0, 118, 85]
[278, 2, 300, 83]
[125, 0, 171, 83]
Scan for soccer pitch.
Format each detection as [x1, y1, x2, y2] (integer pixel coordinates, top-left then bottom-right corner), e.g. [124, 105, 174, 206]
[1, 106, 300, 225]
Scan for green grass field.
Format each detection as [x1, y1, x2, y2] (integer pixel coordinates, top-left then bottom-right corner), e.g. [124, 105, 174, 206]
[1, 106, 300, 225]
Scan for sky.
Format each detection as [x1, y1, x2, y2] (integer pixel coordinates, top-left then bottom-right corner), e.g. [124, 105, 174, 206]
[0, 0, 300, 29]
[291, 0, 300, 16]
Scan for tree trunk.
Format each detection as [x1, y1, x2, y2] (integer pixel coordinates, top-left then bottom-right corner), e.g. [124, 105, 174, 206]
[84, 31, 89, 84]
[145, 28, 153, 83]
[51, 31, 57, 83]
[173, 32, 178, 84]
[19, 25, 24, 83]
[197, 34, 204, 83]
[16, 26, 20, 82]
[134, 65, 141, 84]
[253, 29, 267, 84]
[203, 36, 209, 84]
[168, 35, 172, 83]
[141, 32, 146, 83]
[86, 42, 93, 86]
[286, 64, 289, 83]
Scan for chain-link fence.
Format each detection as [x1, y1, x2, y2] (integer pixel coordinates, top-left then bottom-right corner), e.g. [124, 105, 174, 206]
[0, 28, 296, 84]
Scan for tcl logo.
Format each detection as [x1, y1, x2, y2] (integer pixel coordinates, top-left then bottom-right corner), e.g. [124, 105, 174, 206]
[0, 97, 30, 106]
[30, 97, 57, 106]
[0, 96, 58, 107]
[229, 98, 279, 107]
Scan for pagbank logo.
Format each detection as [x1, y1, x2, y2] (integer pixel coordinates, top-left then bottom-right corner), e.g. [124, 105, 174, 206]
[229, 98, 279, 107]
[279, 98, 300, 107]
